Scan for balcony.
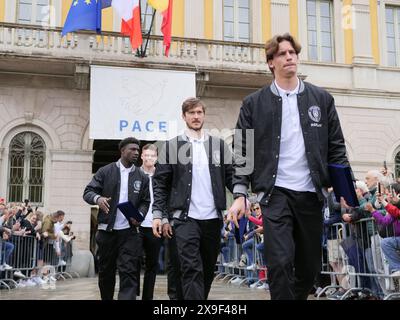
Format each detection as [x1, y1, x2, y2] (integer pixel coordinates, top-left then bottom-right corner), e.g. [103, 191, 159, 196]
[0, 23, 272, 90]
[2, 23, 398, 94]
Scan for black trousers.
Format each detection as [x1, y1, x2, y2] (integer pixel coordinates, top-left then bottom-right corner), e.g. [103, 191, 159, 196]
[138, 226, 163, 300]
[174, 217, 222, 300]
[95, 228, 141, 300]
[165, 230, 183, 300]
[262, 186, 323, 300]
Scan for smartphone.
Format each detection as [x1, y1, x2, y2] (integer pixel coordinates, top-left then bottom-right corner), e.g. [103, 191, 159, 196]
[383, 161, 387, 171]
[377, 182, 382, 194]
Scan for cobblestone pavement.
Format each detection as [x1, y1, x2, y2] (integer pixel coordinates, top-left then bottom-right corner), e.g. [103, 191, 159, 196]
[0, 274, 321, 300]
[0, 274, 268, 300]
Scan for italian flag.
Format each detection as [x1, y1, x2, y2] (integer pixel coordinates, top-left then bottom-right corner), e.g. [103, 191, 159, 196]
[112, 0, 143, 50]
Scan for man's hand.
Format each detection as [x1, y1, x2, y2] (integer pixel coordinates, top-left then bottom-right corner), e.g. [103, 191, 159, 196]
[340, 197, 351, 210]
[129, 218, 140, 227]
[97, 197, 111, 214]
[228, 197, 250, 228]
[356, 188, 364, 200]
[162, 223, 173, 239]
[342, 213, 352, 222]
[364, 202, 374, 213]
[152, 219, 162, 238]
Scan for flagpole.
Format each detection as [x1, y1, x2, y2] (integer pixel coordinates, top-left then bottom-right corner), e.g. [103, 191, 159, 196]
[141, 10, 156, 58]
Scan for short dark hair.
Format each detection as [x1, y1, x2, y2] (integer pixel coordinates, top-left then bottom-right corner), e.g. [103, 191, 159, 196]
[53, 210, 65, 218]
[119, 137, 140, 151]
[265, 33, 302, 73]
[142, 143, 158, 155]
[182, 97, 205, 114]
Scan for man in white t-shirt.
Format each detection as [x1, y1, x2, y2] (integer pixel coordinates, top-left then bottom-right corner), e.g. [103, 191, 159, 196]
[229, 33, 351, 300]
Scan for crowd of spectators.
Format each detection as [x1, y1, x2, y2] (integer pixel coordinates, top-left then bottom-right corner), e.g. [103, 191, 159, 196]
[0, 199, 75, 289]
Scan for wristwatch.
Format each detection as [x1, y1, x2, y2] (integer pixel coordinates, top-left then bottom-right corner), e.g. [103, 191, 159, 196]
[233, 193, 246, 200]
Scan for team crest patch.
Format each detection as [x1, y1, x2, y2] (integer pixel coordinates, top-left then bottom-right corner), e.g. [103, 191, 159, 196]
[133, 180, 142, 191]
[308, 105, 321, 123]
[213, 150, 221, 166]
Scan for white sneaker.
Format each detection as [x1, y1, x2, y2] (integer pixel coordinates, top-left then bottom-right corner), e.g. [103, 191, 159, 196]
[16, 280, 26, 288]
[2, 263, 13, 271]
[13, 270, 26, 279]
[246, 264, 256, 270]
[24, 279, 37, 287]
[58, 260, 67, 266]
[257, 283, 269, 290]
[32, 276, 46, 285]
[230, 277, 242, 284]
[250, 282, 259, 289]
[49, 275, 57, 282]
[391, 270, 400, 277]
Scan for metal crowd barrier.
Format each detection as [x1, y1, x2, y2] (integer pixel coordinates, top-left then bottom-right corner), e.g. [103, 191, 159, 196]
[0, 234, 78, 291]
[319, 217, 400, 300]
[215, 226, 268, 289]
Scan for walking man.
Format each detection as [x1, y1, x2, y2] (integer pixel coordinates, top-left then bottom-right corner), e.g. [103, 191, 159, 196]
[83, 137, 150, 300]
[229, 33, 351, 300]
[152, 97, 234, 300]
[138, 143, 164, 300]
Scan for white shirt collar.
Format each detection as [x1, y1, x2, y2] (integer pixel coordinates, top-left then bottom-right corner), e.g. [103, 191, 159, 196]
[141, 166, 154, 177]
[274, 78, 300, 97]
[118, 159, 134, 172]
[184, 130, 207, 143]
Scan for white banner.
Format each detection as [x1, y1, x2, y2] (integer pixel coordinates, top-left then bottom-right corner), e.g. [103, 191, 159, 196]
[90, 66, 196, 140]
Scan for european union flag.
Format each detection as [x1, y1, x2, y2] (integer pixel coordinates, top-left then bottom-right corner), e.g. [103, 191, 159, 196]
[62, 0, 102, 36]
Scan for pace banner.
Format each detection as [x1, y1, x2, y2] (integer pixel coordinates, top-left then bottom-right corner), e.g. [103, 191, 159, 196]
[90, 66, 195, 140]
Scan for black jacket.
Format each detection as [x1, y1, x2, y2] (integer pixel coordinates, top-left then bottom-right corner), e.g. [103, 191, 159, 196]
[323, 191, 342, 239]
[83, 161, 150, 231]
[233, 80, 350, 204]
[152, 134, 234, 221]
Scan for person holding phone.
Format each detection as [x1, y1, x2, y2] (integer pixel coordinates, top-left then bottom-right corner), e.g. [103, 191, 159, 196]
[83, 137, 150, 300]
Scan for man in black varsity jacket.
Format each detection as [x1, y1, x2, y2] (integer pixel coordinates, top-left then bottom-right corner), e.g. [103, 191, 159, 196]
[152, 97, 234, 300]
[229, 33, 351, 300]
[83, 137, 150, 300]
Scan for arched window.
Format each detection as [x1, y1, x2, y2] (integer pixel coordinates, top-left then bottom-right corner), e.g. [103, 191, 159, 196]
[395, 150, 400, 180]
[8, 132, 45, 205]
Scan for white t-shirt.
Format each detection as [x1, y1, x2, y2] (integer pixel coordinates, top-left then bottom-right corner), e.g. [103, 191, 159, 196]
[274, 80, 315, 192]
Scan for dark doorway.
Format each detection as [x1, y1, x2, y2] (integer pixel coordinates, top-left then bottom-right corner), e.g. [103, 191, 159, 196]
[92, 139, 156, 174]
